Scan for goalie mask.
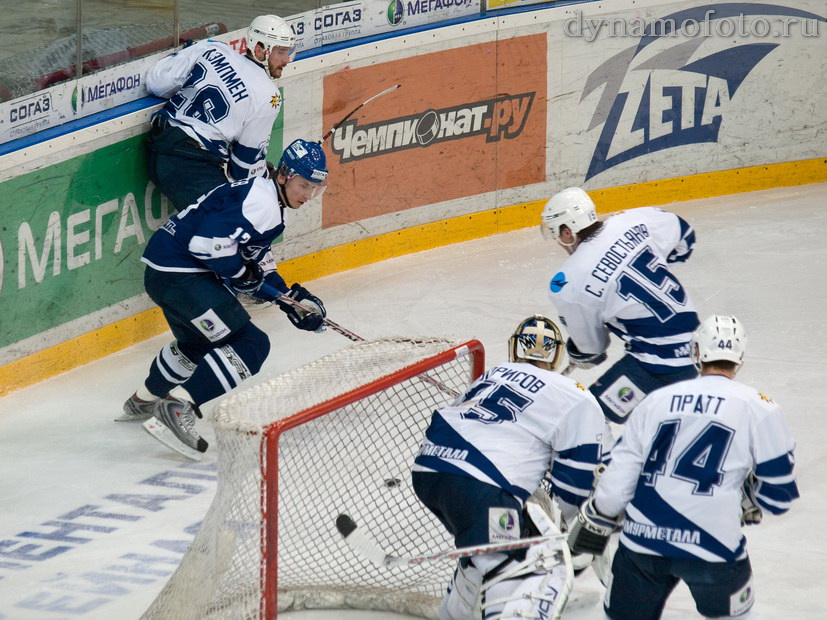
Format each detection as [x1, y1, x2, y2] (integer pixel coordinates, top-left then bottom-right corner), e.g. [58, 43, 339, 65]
[691, 314, 748, 371]
[509, 315, 564, 370]
[540, 187, 597, 246]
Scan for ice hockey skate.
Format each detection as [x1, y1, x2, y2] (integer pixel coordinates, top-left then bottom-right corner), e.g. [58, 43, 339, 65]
[142, 396, 208, 461]
[115, 392, 158, 422]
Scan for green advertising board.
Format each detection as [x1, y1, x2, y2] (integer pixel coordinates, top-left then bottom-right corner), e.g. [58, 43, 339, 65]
[1, 108, 284, 353]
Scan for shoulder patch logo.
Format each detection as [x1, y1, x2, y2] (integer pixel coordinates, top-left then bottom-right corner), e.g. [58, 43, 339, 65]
[549, 271, 568, 293]
[759, 392, 774, 403]
[270, 92, 281, 109]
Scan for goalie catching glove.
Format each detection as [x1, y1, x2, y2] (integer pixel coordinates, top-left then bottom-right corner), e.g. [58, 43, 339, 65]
[277, 283, 327, 332]
[568, 497, 620, 556]
[566, 338, 607, 370]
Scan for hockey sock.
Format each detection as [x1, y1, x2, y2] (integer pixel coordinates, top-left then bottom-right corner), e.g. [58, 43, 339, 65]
[180, 323, 270, 405]
[145, 341, 199, 397]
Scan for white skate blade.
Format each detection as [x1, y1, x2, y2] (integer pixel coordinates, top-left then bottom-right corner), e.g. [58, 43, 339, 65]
[142, 416, 204, 461]
[114, 411, 153, 422]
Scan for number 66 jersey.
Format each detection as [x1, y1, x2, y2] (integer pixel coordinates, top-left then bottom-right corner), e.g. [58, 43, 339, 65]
[594, 374, 799, 561]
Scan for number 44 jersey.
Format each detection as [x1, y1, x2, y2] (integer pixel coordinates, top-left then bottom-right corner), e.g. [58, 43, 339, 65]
[594, 374, 799, 562]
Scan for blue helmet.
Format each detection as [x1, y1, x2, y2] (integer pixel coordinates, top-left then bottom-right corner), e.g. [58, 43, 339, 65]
[278, 139, 328, 184]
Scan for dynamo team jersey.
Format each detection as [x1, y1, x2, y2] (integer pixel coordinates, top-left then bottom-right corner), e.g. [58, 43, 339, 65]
[141, 176, 285, 282]
[548, 207, 699, 373]
[412, 362, 605, 511]
[147, 40, 281, 181]
[595, 374, 798, 562]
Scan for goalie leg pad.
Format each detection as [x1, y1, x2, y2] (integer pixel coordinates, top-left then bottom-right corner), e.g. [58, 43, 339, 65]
[480, 492, 573, 619]
[439, 560, 483, 620]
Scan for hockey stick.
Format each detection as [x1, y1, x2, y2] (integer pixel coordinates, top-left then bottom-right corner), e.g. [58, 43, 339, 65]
[276, 294, 364, 343]
[261, 284, 460, 397]
[335, 513, 566, 568]
[320, 84, 401, 143]
[561, 363, 576, 376]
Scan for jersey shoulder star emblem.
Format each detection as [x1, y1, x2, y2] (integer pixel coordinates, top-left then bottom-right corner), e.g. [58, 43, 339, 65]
[270, 93, 281, 108]
[758, 392, 774, 403]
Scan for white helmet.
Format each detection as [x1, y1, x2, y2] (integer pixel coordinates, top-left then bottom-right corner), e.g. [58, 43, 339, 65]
[540, 187, 597, 246]
[691, 314, 748, 370]
[247, 15, 295, 64]
[509, 315, 565, 370]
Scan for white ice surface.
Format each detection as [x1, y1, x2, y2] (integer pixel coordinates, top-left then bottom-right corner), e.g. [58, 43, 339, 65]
[0, 184, 825, 619]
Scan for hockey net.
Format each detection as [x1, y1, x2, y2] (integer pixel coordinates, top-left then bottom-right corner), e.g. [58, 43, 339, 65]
[142, 337, 485, 620]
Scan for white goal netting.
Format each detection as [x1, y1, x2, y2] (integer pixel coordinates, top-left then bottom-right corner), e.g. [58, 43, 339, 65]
[142, 337, 485, 620]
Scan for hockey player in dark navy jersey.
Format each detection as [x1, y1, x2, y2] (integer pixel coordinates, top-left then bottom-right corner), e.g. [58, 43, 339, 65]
[119, 139, 328, 460]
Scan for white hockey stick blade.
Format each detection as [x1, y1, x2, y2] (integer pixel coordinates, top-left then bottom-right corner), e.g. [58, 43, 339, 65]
[336, 514, 566, 569]
[142, 416, 204, 461]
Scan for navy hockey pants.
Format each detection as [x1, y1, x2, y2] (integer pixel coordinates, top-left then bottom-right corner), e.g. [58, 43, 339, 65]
[590, 354, 698, 423]
[412, 471, 526, 565]
[146, 115, 228, 211]
[605, 544, 754, 619]
[143, 268, 270, 405]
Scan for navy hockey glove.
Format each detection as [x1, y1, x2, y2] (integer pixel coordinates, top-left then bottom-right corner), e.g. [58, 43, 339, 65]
[229, 262, 265, 295]
[277, 284, 327, 332]
[566, 338, 607, 370]
[568, 497, 619, 556]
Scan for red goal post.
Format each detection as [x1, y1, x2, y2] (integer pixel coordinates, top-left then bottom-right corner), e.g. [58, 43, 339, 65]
[143, 337, 485, 619]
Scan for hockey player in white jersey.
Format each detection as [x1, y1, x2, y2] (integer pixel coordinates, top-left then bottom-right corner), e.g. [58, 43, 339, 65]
[412, 315, 607, 619]
[119, 139, 329, 460]
[146, 14, 294, 211]
[568, 314, 799, 619]
[541, 187, 700, 424]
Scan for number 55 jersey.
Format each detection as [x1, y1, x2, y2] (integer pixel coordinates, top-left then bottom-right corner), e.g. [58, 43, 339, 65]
[412, 362, 607, 516]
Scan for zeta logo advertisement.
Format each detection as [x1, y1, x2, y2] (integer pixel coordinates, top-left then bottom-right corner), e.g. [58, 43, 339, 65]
[581, 4, 825, 181]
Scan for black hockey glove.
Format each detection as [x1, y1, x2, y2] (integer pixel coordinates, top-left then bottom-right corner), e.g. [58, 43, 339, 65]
[277, 283, 327, 332]
[568, 497, 620, 555]
[229, 261, 265, 295]
[566, 338, 608, 370]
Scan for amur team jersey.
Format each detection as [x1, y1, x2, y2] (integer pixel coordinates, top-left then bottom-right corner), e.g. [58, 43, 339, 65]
[141, 176, 285, 287]
[146, 40, 281, 181]
[549, 207, 699, 374]
[594, 374, 799, 562]
[412, 362, 606, 516]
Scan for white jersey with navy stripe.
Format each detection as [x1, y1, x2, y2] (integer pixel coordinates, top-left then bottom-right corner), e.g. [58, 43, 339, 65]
[412, 362, 606, 517]
[147, 40, 281, 181]
[548, 207, 699, 373]
[594, 374, 799, 562]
